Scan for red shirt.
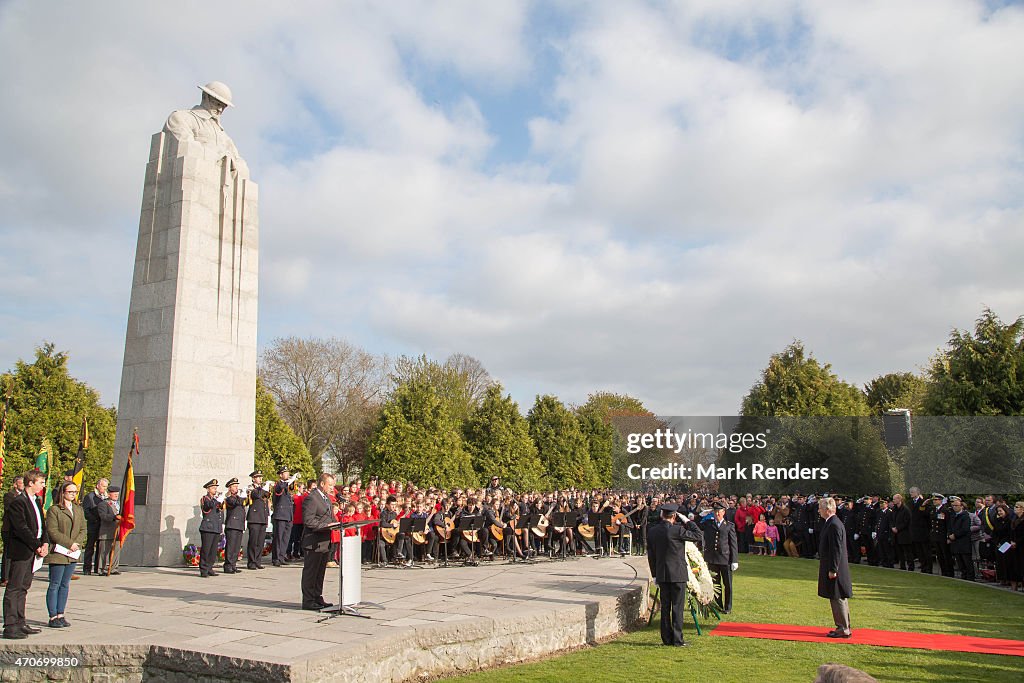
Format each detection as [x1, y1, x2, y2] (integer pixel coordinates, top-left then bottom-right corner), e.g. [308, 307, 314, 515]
[292, 493, 307, 525]
[735, 506, 748, 532]
[341, 513, 358, 537]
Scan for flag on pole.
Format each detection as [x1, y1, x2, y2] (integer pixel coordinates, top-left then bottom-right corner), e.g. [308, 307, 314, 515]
[35, 438, 53, 511]
[70, 417, 88, 501]
[117, 431, 138, 546]
[0, 389, 9, 489]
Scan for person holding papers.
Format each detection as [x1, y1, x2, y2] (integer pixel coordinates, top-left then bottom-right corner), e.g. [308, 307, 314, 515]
[44, 481, 86, 628]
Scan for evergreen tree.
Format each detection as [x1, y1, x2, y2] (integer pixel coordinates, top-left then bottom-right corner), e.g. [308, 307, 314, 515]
[0, 343, 115, 496]
[527, 395, 595, 489]
[575, 404, 614, 487]
[865, 372, 927, 415]
[463, 385, 544, 490]
[255, 379, 315, 481]
[923, 308, 1024, 415]
[741, 341, 870, 417]
[365, 379, 477, 488]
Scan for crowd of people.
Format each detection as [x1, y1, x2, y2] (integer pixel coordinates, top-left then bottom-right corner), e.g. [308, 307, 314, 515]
[692, 487, 1024, 590]
[3, 464, 1022, 638]
[198, 470, 1024, 596]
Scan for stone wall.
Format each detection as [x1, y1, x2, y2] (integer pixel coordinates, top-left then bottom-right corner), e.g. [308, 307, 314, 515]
[0, 575, 651, 682]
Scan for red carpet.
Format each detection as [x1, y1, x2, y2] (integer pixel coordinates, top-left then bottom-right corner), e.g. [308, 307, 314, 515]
[710, 622, 1024, 657]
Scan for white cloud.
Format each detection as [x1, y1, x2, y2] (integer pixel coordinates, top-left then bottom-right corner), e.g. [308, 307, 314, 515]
[1, 0, 1022, 417]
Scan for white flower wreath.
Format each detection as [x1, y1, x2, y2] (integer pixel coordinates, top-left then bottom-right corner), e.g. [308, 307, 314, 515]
[685, 542, 716, 605]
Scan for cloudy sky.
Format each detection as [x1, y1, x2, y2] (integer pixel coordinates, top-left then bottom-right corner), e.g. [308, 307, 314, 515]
[1, 0, 1022, 415]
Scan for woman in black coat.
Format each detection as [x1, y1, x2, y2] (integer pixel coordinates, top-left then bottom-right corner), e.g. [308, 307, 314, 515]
[1009, 502, 1024, 592]
[991, 505, 1011, 585]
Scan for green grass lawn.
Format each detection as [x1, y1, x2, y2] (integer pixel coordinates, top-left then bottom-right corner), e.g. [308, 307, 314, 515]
[445, 555, 1024, 682]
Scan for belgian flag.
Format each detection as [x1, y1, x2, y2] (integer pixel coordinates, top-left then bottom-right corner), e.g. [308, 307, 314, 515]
[117, 431, 138, 547]
[70, 417, 88, 501]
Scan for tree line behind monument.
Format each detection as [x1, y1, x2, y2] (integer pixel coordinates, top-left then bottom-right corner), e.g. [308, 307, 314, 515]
[0, 307, 1021, 510]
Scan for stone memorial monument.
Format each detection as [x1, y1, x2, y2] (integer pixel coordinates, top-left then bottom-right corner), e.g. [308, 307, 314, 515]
[112, 82, 258, 565]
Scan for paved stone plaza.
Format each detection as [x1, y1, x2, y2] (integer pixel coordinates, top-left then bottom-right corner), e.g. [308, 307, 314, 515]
[0, 556, 649, 681]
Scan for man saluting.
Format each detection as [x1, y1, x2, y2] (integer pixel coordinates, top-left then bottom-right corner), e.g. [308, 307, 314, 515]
[646, 503, 703, 647]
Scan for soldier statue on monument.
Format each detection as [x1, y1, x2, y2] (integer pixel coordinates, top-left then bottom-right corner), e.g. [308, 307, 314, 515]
[163, 81, 249, 177]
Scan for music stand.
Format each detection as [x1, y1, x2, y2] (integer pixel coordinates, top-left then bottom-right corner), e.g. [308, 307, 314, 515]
[457, 516, 482, 566]
[511, 515, 535, 563]
[598, 511, 615, 558]
[320, 519, 381, 620]
[551, 511, 579, 560]
[433, 515, 452, 567]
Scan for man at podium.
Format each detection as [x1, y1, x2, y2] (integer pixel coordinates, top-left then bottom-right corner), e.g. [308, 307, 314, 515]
[300, 473, 338, 610]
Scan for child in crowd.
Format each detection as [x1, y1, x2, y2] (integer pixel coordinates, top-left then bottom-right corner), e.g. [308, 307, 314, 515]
[765, 517, 780, 556]
[752, 513, 768, 555]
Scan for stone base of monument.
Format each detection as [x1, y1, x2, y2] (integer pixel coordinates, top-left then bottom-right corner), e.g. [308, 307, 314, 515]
[0, 557, 650, 682]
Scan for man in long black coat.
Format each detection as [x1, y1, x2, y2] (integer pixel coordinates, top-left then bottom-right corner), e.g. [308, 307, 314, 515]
[300, 473, 337, 610]
[647, 504, 703, 647]
[947, 497, 975, 581]
[891, 493, 913, 570]
[817, 497, 853, 638]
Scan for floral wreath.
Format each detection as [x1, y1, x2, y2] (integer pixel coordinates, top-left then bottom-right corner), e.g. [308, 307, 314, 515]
[685, 542, 716, 606]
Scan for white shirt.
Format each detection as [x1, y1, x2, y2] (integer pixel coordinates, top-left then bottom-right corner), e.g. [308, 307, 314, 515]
[26, 492, 42, 540]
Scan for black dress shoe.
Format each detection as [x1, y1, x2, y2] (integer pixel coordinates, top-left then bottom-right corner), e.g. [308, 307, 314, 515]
[301, 603, 323, 611]
[21, 625, 41, 634]
[826, 630, 852, 638]
[273, 561, 282, 567]
[247, 565, 258, 570]
[317, 600, 333, 608]
[2, 630, 26, 639]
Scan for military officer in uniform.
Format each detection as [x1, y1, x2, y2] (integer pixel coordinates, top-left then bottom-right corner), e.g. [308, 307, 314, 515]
[272, 467, 298, 566]
[646, 503, 703, 647]
[930, 493, 955, 578]
[222, 478, 245, 574]
[909, 487, 932, 573]
[198, 479, 224, 578]
[246, 471, 269, 570]
[702, 501, 739, 614]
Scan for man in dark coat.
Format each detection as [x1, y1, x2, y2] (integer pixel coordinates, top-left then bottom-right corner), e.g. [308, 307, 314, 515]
[947, 497, 975, 581]
[929, 493, 955, 578]
[2, 470, 48, 639]
[80, 477, 108, 575]
[909, 487, 932, 573]
[271, 467, 297, 566]
[222, 478, 246, 574]
[198, 480, 224, 578]
[891, 493, 913, 570]
[817, 497, 853, 638]
[1, 476, 25, 586]
[300, 473, 337, 610]
[245, 470, 269, 570]
[702, 501, 739, 613]
[646, 504, 703, 647]
[872, 498, 894, 569]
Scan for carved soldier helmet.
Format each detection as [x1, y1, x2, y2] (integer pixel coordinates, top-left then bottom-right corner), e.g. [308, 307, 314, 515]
[198, 81, 234, 107]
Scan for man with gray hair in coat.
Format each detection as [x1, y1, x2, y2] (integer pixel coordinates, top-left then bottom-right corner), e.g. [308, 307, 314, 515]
[818, 496, 853, 638]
